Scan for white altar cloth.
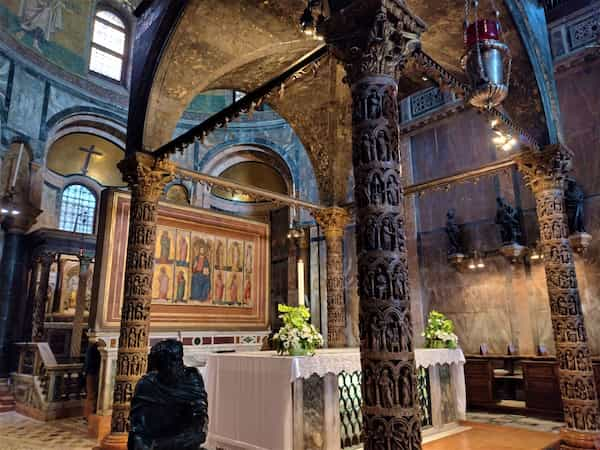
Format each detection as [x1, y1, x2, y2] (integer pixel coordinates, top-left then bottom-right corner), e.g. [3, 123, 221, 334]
[206, 348, 466, 450]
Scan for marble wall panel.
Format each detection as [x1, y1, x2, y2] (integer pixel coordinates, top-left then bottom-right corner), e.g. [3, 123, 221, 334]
[6, 66, 44, 139]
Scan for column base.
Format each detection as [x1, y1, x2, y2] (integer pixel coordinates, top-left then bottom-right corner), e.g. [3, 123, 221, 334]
[98, 432, 128, 450]
[560, 428, 600, 449]
[88, 414, 112, 441]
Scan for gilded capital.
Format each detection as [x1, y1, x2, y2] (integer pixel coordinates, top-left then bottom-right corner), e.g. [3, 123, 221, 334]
[515, 144, 573, 193]
[319, 0, 425, 83]
[118, 153, 176, 201]
[313, 207, 351, 239]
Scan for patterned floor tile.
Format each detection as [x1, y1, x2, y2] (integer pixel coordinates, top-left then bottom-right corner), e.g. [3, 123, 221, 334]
[0, 412, 96, 450]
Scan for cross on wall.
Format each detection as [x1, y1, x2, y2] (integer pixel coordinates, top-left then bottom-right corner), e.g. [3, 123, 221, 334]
[78, 145, 103, 176]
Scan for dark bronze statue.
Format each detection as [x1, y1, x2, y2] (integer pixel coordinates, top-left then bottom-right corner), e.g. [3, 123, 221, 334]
[444, 208, 463, 255]
[128, 339, 208, 450]
[565, 179, 585, 234]
[495, 197, 521, 244]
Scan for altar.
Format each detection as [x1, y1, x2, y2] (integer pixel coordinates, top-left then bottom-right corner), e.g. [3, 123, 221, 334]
[206, 348, 466, 450]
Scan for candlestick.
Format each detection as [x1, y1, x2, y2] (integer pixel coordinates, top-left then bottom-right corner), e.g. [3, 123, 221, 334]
[297, 259, 305, 307]
[11, 143, 24, 189]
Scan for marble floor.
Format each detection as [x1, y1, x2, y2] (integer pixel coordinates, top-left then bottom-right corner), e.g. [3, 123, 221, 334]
[0, 411, 562, 450]
[424, 422, 560, 450]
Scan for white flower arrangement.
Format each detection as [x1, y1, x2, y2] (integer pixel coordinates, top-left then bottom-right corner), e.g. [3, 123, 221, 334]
[273, 305, 323, 356]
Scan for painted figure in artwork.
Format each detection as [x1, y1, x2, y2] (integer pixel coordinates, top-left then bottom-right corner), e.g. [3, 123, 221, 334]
[229, 242, 242, 272]
[160, 231, 171, 262]
[178, 236, 188, 265]
[244, 245, 253, 273]
[158, 267, 170, 300]
[191, 240, 211, 301]
[243, 277, 251, 305]
[215, 240, 225, 268]
[175, 271, 186, 302]
[229, 273, 239, 304]
[214, 272, 224, 303]
[17, 0, 70, 52]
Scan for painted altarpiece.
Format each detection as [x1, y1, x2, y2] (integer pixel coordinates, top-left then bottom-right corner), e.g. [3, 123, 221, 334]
[92, 190, 270, 331]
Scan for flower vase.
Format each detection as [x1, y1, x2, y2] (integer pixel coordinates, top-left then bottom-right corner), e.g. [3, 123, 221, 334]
[288, 345, 313, 357]
[428, 339, 446, 349]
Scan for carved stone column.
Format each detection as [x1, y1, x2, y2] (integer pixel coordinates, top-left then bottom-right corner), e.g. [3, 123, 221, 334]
[0, 211, 38, 376]
[517, 145, 600, 449]
[100, 153, 175, 450]
[70, 255, 93, 358]
[321, 2, 425, 447]
[313, 207, 350, 348]
[31, 253, 55, 343]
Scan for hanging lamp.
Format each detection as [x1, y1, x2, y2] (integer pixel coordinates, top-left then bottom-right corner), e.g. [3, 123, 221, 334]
[462, 0, 512, 109]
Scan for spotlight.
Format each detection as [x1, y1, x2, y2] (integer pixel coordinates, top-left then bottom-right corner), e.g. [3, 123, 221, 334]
[490, 119, 499, 128]
[422, 76, 429, 81]
[11, 210, 20, 215]
[468, 260, 476, 270]
[0, 208, 8, 214]
[501, 137, 516, 152]
[477, 260, 485, 269]
[493, 135, 508, 145]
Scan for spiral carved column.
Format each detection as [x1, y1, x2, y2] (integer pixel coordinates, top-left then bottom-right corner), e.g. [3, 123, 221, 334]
[70, 255, 93, 358]
[314, 207, 350, 348]
[100, 153, 175, 450]
[517, 145, 600, 450]
[30, 253, 55, 343]
[322, 2, 425, 447]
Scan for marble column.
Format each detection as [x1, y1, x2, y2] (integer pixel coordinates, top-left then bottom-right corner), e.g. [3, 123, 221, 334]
[0, 213, 37, 377]
[70, 255, 93, 358]
[30, 253, 55, 343]
[321, 2, 425, 447]
[517, 145, 600, 449]
[313, 207, 350, 348]
[100, 153, 175, 450]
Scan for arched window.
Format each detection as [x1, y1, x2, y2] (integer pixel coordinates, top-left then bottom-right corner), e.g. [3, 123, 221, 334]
[59, 184, 97, 234]
[89, 9, 127, 82]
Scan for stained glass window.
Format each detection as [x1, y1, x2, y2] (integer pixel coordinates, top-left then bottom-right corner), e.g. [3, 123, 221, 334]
[59, 184, 97, 234]
[89, 9, 127, 82]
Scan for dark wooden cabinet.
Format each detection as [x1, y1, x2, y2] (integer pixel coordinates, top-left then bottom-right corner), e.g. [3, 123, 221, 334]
[465, 355, 564, 420]
[522, 360, 562, 418]
[465, 359, 494, 406]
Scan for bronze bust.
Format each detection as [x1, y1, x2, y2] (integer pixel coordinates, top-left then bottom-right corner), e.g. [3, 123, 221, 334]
[128, 339, 208, 450]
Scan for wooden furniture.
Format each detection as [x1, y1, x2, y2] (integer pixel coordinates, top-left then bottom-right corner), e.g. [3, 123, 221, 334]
[522, 360, 562, 419]
[465, 355, 563, 420]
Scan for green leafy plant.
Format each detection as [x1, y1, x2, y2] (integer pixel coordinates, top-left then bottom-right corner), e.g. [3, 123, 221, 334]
[273, 304, 323, 356]
[423, 310, 458, 349]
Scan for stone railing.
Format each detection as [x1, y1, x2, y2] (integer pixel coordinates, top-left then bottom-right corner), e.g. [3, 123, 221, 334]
[337, 367, 433, 449]
[11, 342, 86, 420]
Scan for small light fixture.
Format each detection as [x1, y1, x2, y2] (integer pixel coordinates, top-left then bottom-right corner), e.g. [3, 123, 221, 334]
[501, 137, 517, 152]
[477, 257, 485, 269]
[468, 260, 476, 270]
[11, 210, 20, 215]
[490, 119, 499, 128]
[0, 208, 8, 214]
[422, 76, 429, 82]
[300, 6, 315, 35]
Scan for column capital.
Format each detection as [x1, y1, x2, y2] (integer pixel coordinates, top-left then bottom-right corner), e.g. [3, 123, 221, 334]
[118, 152, 176, 202]
[319, 0, 425, 83]
[515, 144, 573, 193]
[313, 207, 350, 239]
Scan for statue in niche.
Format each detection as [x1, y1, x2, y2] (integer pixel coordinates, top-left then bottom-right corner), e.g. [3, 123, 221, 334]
[370, 322, 382, 351]
[375, 267, 389, 300]
[376, 130, 390, 161]
[565, 179, 586, 234]
[400, 369, 412, 408]
[379, 369, 395, 408]
[365, 217, 379, 250]
[128, 339, 208, 450]
[495, 197, 521, 244]
[361, 132, 376, 163]
[386, 174, 399, 206]
[574, 407, 585, 430]
[370, 173, 385, 205]
[367, 89, 381, 120]
[445, 208, 463, 255]
[380, 216, 396, 251]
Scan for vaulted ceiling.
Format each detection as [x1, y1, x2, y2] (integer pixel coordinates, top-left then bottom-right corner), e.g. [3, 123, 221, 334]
[133, 0, 558, 204]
